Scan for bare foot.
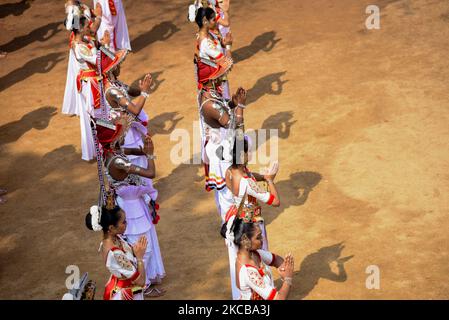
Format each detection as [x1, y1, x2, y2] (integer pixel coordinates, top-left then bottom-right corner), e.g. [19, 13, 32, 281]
[144, 286, 166, 298]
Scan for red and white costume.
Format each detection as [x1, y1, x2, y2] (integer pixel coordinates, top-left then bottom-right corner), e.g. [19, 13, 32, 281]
[224, 168, 277, 299]
[62, 3, 94, 115]
[94, 0, 131, 52]
[72, 37, 102, 160]
[238, 250, 277, 300]
[105, 154, 165, 287]
[103, 235, 144, 300]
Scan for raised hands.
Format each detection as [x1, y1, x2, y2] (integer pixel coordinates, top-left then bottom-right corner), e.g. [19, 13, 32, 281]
[94, 2, 102, 18]
[232, 87, 247, 106]
[223, 32, 233, 46]
[261, 161, 279, 182]
[132, 236, 148, 260]
[100, 30, 110, 46]
[139, 74, 153, 94]
[278, 253, 294, 279]
[142, 134, 154, 156]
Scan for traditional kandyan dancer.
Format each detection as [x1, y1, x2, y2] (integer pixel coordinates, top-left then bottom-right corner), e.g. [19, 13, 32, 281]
[94, 113, 166, 297]
[93, 0, 131, 52]
[86, 205, 148, 300]
[209, 0, 232, 99]
[100, 49, 160, 221]
[221, 135, 281, 298]
[62, 0, 102, 116]
[66, 11, 111, 161]
[222, 215, 295, 300]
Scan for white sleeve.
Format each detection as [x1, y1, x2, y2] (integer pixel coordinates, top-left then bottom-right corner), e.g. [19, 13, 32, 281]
[200, 38, 224, 60]
[239, 177, 275, 205]
[257, 250, 276, 266]
[105, 249, 139, 280]
[241, 266, 277, 300]
[74, 43, 97, 66]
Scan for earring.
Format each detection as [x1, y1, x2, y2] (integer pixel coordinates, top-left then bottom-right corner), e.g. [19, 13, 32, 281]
[242, 237, 251, 251]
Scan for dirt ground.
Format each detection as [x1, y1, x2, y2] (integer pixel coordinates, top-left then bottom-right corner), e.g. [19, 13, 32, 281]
[0, 0, 449, 300]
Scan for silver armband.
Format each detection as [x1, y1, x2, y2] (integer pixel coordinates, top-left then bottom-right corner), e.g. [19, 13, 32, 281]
[212, 103, 226, 120]
[146, 154, 156, 160]
[237, 103, 246, 109]
[115, 158, 132, 172]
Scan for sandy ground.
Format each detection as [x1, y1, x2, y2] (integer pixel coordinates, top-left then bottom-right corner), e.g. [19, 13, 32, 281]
[0, 0, 449, 300]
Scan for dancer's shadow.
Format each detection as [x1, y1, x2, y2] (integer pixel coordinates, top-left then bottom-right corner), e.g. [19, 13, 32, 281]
[232, 31, 281, 64]
[260, 111, 297, 140]
[288, 242, 354, 300]
[131, 21, 180, 53]
[0, 22, 62, 53]
[0, 52, 65, 92]
[1, 144, 79, 193]
[0, 106, 57, 147]
[147, 112, 184, 136]
[263, 171, 322, 225]
[129, 71, 165, 96]
[249, 111, 296, 148]
[154, 155, 203, 203]
[0, 0, 33, 19]
[246, 71, 288, 105]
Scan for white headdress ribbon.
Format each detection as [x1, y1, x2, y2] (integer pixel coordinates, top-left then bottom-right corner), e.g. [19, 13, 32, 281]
[90, 205, 103, 232]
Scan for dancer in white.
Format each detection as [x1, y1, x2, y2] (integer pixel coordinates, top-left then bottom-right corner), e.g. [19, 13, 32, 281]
[67, 13, 107, 161]
[86, 205, 148, 300]
[95, 115, 166, 298]
[62, 1, 102, 116]
[94, 0, 131, 52]
[220, 136, 281, 299]
[223, 216, 295, 300]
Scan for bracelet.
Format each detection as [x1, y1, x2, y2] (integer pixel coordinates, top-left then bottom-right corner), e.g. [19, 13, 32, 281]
[282, 277, 293, 286]
[141, 91, 150, 99]
[226, 44, 232, 51]
[237, 103, 246, 109]
[146, 154, 156, 160]
[134, 166, 141, 173]
[265, 179, 274, 184]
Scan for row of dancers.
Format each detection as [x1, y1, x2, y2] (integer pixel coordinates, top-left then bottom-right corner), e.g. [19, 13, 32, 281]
[191, 1, 296, 300]
[62, 0, 295, 300]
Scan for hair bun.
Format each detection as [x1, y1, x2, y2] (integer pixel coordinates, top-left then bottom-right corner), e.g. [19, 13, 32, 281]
[85, 213, 94, 231]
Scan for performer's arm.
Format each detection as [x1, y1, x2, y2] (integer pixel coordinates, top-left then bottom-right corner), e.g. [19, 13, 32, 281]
[90, 3, 103, 34]
[231, 87, 246, 128]
[107, 74, 152, 116]
[218, 0, 230, 12]
[217, 10, 230, 27]
[241, 175, 280, 207]
[131, 236, 148, 287]
[125, 135, 156, 179]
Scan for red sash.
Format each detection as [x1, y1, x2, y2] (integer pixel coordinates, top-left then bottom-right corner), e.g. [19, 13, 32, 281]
[103, 247, 141, 300]
[76, 69, 102, 109]
[109, 0, 117, 16]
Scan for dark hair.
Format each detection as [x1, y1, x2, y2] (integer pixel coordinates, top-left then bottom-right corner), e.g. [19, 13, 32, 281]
[221, 218, 257, 247]
[232, 136, 249, 167]
[85, 206, 122, 232]
[64, 15, 88, 34]
[195, 7, 216, 28]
